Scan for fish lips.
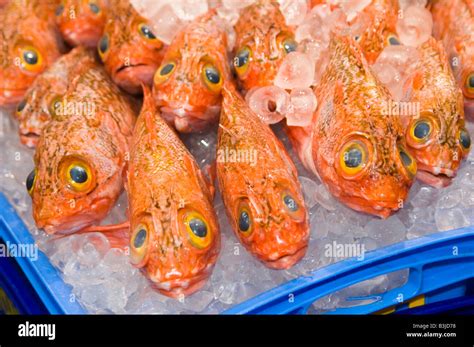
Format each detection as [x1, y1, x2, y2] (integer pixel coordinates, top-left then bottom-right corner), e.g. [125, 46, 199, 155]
[260, 245, 308, 270]
[416, 164, 456, 188]
[113, 63, 157, 94]
[159, 104, 220, 133]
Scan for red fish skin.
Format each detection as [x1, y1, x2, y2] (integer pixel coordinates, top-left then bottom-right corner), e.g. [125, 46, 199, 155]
[127, 85, 220, 298]
[15, 46, 95, 148]
[233, 1, 296, 92]
[55, 0, 109, 48]
[217, 83, 309, 269]
[152, 10, 230, 134]
[0, 0, 66, 106]
[99, 0, 166, 95]
[431, 0, 474, 119]
[30, 58, 135, 236]
[287, 35, 415, 219]
[401, 38, 471, 188]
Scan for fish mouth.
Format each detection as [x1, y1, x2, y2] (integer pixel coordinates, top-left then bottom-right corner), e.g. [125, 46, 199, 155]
[159, 105, 220, 133]
[149, 269, 213, 298]
[19, 132, 40, 148]
[416, 163, 456, 188]
[342, 197, 401, 219]
[113, 64, 156, 94]
[261, 245, 308, 270]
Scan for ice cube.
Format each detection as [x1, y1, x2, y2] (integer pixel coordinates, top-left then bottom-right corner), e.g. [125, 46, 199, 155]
[299, 176, 319, 209]
[435, 208, 469, 232]
[286, 88, 317, 127]
[396, 6, 433, 47]
[314, 183, 337, 211]
[363, 215, 407, 247]
[247, 86, 289, 124]
[169, 0, 208, 21]
[274, 52, 315, 89]
[436, 188, 463, 209]
[277, 0, 308, 26]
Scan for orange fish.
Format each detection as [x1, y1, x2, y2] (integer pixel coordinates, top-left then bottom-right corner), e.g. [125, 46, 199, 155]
[152, 10, 230, 133]
[233, 1, 297, 92]
[216, 84, 309, 269]
[127, 85, 220, 298]
[15, 46, 95, 148]
[55, 0, 108, 48]
[28, 57, 135, 235]
[401, 38, 471, 188]
[98, 0, 166, 94]
[431, 0, 474, 119]
[286, 35, 415, 218]
[0, 0, 65, 106]
[352, 0, 400, 64]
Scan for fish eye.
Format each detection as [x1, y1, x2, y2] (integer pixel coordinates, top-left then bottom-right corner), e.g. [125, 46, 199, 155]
[49, 96, 63, 118]
[282, 37, 297, 54]
[59, 157, 94, 193]
[280, 189, 306, 221]
[387, 34, 400, 46]
[238, 207, 252, 234]
[18, 46, 43, 72]
[154, 62, 176, 85]
[130, 224, 150, 265]
[89, 2, 100, 14]
[98, 35, 109, 59]
[138, 23, 157, 41]
[234, 46, 251, 77]
[26, 169, 36, 195]
[16, 99, 27, 116]
[202, 63, 223, 93]
[409, 119, 433, 144]
[399, 147, 417, 178]
[354, 35, 361, 42]
[459, 128, 471, 150]
[283, 194, 298, 212]
[466, 73, 474, 95]
[55, 4, 64, 16]
[184, 211, 212, 249]
[338, 140, 369, 177]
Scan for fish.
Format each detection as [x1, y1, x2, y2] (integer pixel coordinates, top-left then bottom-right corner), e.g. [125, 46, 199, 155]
[286, 35, 416, 218]
[98, 0, 166, 95]
[216, 83, 309, 269]
[28, 56, 135, 235]
[152, 10, 230, 133]
[232, 0, 297, 92]
[15, 46, 95, 148]
[55, 0, 108, 48]
[431, 0, 474, 119]
[352, 0, 400, 64]
[0, 0, 66, 106]
[400, 37, 471, 188]
[127, 85, 220, 298]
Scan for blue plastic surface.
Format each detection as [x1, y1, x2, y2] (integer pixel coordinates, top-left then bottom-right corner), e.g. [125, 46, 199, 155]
[223, 226, 474, 314]
[0, 193, 85, 314]
[1, 190, 474, 315]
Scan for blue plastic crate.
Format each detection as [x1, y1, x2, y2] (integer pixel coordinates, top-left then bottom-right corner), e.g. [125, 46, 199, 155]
[0, 191, 473, 314]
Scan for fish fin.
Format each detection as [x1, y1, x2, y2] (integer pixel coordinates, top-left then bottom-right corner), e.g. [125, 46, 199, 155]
[204, 163, 217, 200]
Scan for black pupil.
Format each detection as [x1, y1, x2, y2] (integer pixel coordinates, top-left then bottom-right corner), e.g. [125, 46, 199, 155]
[236, 49, 249, 68]
[70, 166, 88, 184]
[283, 39, 297, 53]
[460, 130, 471, 149]
[26, 170, 35, 191]
[56, 5, 64, 16]
[400, 150, 412, 166]
[189, 218, 207, 238]
[469, 75, 474, 88]
[17, 99, 26, 112]
[238, 210, 250, 232]
[389, 36, 400, 45]
[141, 25, 156, 39]
[205, 67, 220, 84]
[160, 63, 174, 76]
[24, 50, 38, 65]
[414, 122, 430, 139]
[89, 3, 100, 13]
[283, 195, 298, 212]
[134, 229, 146, 248]
[345, 147, 363, 168]
[99, 36, 108, 53]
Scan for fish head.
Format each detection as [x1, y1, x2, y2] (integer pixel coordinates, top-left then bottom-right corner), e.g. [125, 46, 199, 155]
[55, 0, 107, 48]
[318, 126, 416, 218]
[30, 113, 124, 235]
[153, 17, 229, 133]
[0, 2, 63, 105]
[129, 195, 220, 298]
[98, 2, 165, 94]
[225, 178, 309, 269]
[233, 1, 297, 91]
[403, 100, 471, 188]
